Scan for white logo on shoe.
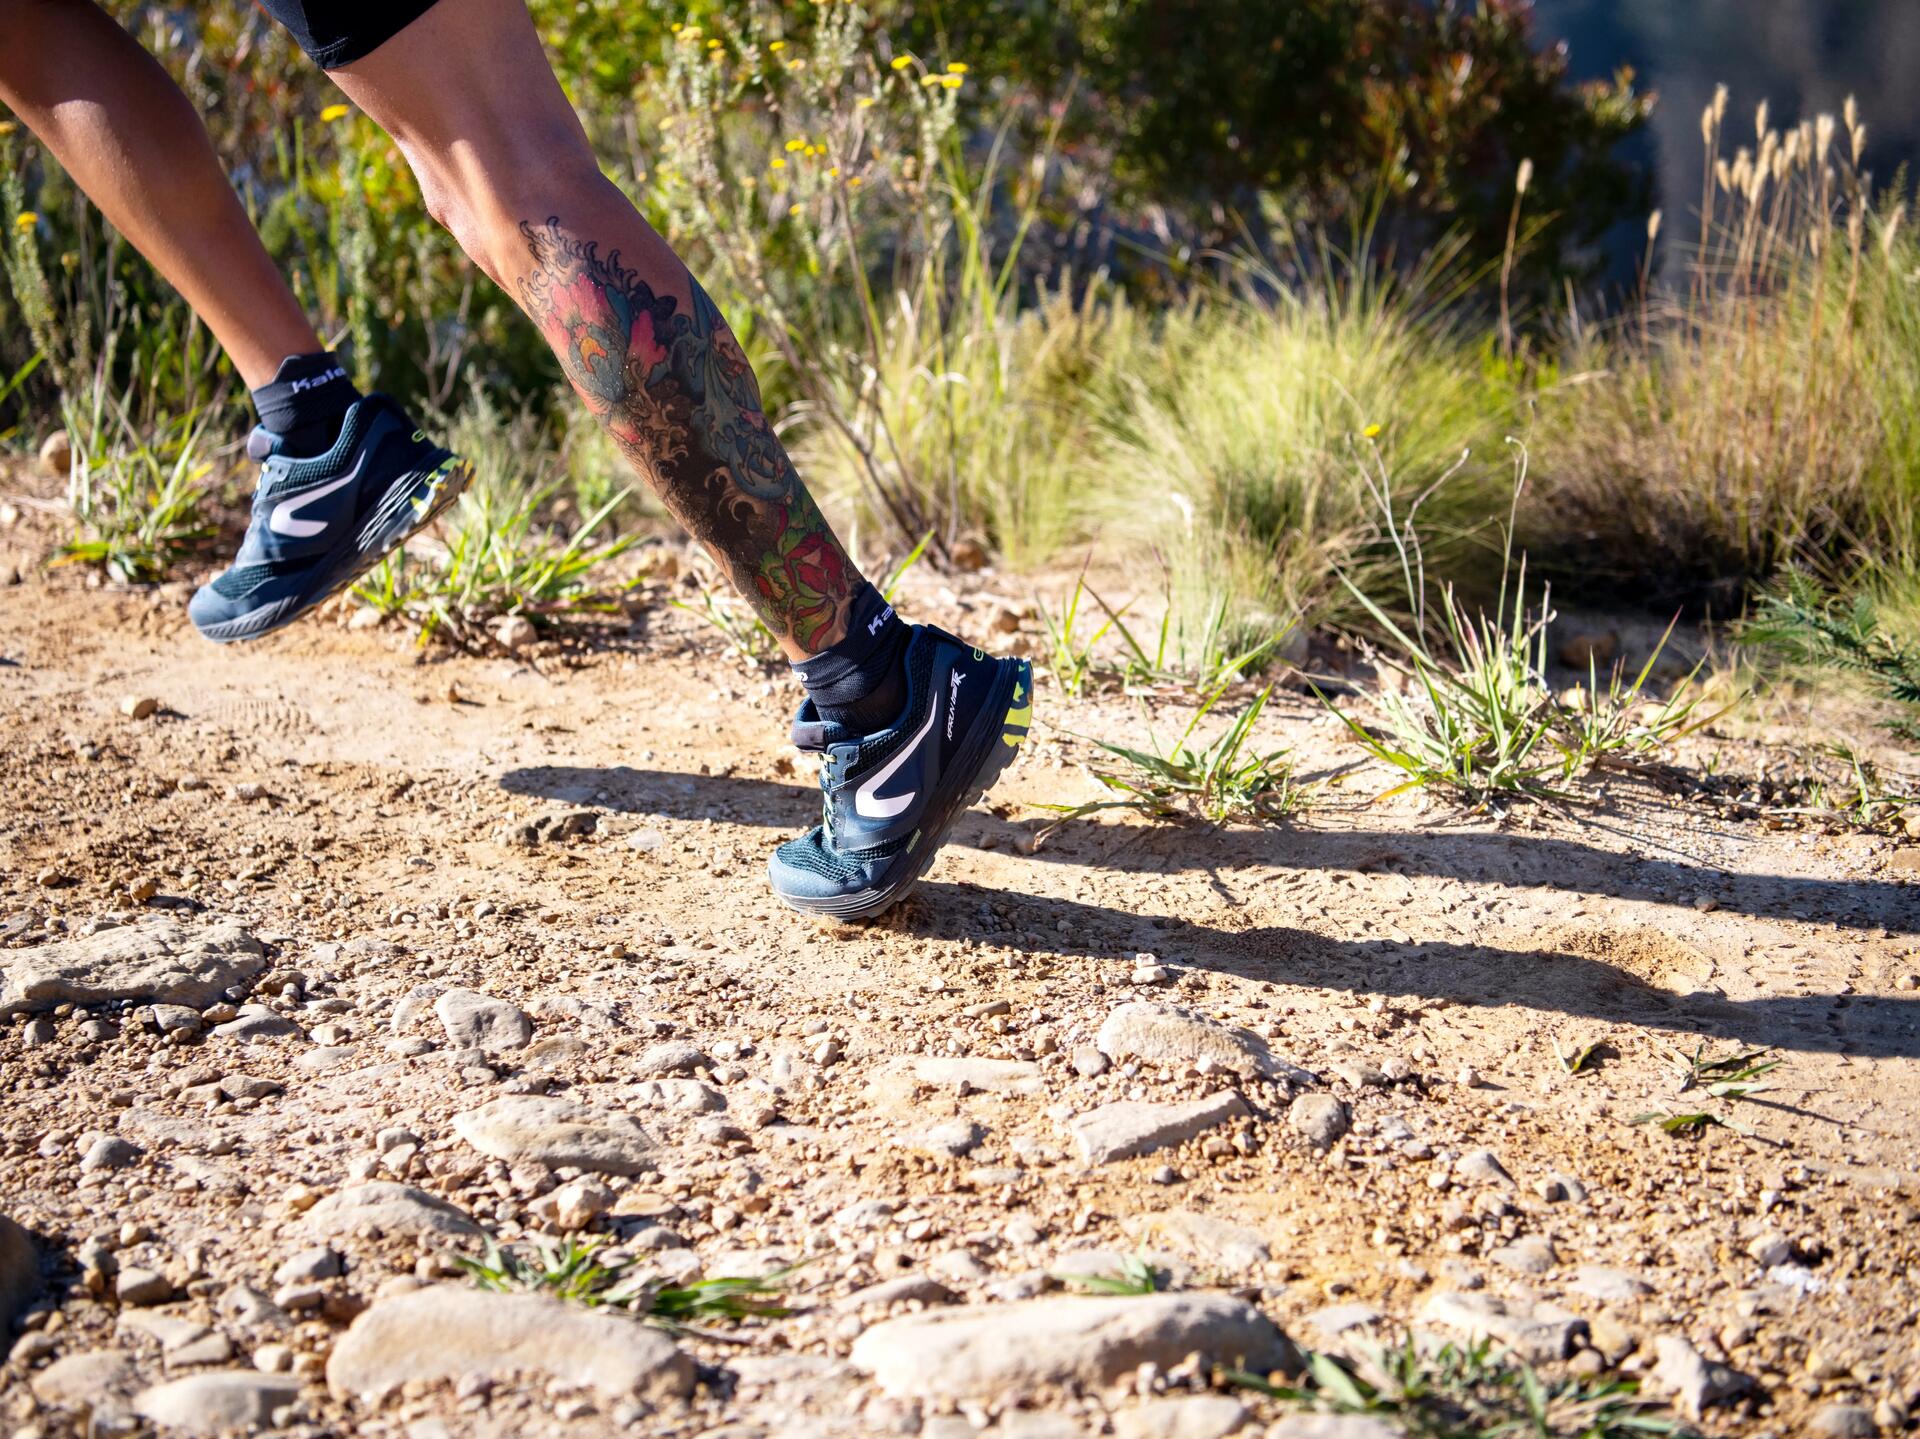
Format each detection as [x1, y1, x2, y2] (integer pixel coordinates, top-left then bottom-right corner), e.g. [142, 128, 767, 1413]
[854, 699, 937, 820]
[267, 454, 365, 539]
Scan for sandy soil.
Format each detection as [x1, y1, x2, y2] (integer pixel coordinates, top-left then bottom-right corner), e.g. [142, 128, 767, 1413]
[2, 486, 1919, 1439]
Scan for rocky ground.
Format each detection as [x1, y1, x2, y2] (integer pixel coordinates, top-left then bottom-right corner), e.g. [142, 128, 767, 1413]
[3, 492, 1920, 1439]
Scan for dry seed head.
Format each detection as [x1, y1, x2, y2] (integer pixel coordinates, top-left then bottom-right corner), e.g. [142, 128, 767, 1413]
[1714, 84, 1730, 123]
[1853, 124, 1868, 165]
[1849, 210, 1865, 251]
[1816, 113, 1836, 160]
[1701, 103, 1715, 145]
[1647, 209, 1663, 242]
[1515, 158, 1534, 196]
[1716, 158, 1734, 193]
[1755, 99, 1769, 140]
[1845, 94, 1858, 130]
[1772, 146, 1790, 186]
[1882, 204, 1905, 260]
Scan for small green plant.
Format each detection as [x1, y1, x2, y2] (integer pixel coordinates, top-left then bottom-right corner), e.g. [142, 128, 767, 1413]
[1036, 570, 1127, 700]
[1054, 1252, 1167, 1296]
[53, 390, 215, 583]
[1091, 579, 1284, 696]
[1322, 445, 1722, 808]
[1663, 1043, 1781, 1098]
[1631, 1109, 1742, 1139]
[354, 479, 636, 647]
[1743, 571, 1920, 744]
[455, 1236, 793, 1330]
[1231, 1338, 1684, 1439]
[1552, 1037, 1608, 1075]
[671, 578, 781, 664]
[1041, 682, 1307, 836]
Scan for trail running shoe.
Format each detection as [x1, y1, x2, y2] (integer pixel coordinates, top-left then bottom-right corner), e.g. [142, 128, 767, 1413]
[188, 395, 467, 643]
[769, 625, 1033, 920]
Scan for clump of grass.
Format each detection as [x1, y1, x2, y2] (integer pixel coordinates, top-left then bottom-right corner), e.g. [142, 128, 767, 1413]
[1664, 1043, 1781, 1099]
[1041, 681, 1307, 838]
[52, 387, 215, 583]
[1320, 445, 1720, 809]
[352, 396, 637, 647]
[1742, 570, 1920, 744]
[455, 1236, 793, 1330]
[1054, 1253, 1168, 1296]
[671, 576, 780, 664]
[1232, 1338, 1683, 1439]
[1632, 1044, 1783, 1140]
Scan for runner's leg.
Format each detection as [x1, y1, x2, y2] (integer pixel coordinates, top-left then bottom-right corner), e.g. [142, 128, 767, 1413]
[322, 0, 875, 664]
[0, 0, 322, 386]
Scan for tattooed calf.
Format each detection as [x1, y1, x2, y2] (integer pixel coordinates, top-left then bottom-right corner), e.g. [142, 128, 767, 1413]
[516, 216, 855, 651]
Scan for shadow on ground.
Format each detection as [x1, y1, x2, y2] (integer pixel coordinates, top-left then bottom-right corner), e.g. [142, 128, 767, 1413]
[501, 764, 1919, 936]
[888, 882, 1920, 1061]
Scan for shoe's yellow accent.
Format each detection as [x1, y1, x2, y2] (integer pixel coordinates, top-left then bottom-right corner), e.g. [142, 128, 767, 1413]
[1001, 673, 1032, 747]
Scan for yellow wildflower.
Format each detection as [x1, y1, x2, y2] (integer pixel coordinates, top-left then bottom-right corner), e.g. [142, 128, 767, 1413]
[848, 176, 863, 188]
[785, 138, 805, 151]
[940, 75, 962, 89]
[947, 62, 969, 74]
[319, 103, 351, 122]
[768, 40, 786, 52]
[788, 203, 803, 216]
[856, 96, 876, 109]
[1362, 423, 1382, 439]
[827, 166, 840, 178]
[769, 157, 786, 169]
[919, 74, 942, 87]
[0, 121, 18, 137]
[890, 55, 914, 71]
[14, 212, 36, 232]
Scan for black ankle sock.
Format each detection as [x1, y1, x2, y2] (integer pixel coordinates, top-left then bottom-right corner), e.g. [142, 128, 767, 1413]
[793, 583, 910, 733]
[249, 351, 360, 458]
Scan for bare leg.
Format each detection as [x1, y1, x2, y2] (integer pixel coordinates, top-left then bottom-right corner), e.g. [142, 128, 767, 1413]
[327, 0, 863, 659]
[0, 0, 322, 387]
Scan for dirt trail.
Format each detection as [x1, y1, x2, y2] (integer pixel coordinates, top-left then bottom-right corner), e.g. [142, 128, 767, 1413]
[3, 509, 1920, 1438]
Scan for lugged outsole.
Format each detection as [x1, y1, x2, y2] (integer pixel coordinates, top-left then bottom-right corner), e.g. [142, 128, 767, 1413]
[773, 658, 1034, 922]
[195, 456, 471, 645]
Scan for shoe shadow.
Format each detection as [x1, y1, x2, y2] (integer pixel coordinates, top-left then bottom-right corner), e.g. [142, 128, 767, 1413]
[500, 764, 1919, 938]
[885, 880, 1920, 1061]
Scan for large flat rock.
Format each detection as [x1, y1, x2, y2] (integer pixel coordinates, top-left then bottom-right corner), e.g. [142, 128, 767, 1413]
[1417, 1290, 1585, 1365]
[1068, 1092, 1249, 1165]
[326, 1284, 694, 1401]
[453, 1095, 657, 1175]
[1097, 1003, 1310, 1082]
[848, 1293, 1300, 1398]
[303, 1183, 482, 1240]
[1, 917, 264, 1014]
[132, 1372, 302, 1436]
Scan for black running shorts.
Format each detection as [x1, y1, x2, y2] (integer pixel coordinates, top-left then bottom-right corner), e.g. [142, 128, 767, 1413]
[252, 0, 444, 69]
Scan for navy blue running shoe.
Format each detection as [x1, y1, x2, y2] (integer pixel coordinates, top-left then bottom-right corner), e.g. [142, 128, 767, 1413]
[769, 626, 1033, 919]
[189, 395, 467, 643]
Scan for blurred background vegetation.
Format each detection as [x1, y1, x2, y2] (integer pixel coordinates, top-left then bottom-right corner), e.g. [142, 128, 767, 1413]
[1, 0, 1916, 733]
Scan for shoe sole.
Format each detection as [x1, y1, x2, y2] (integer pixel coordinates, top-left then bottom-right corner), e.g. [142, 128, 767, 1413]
[773, 656, 1034, 921]
[194, 455, 471, 644]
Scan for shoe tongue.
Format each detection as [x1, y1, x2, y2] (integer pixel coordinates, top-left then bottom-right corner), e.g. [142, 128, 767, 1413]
[245, 426, 287, 463]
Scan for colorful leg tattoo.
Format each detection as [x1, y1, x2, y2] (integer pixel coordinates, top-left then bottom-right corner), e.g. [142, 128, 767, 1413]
[515, 216, 856, 652]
